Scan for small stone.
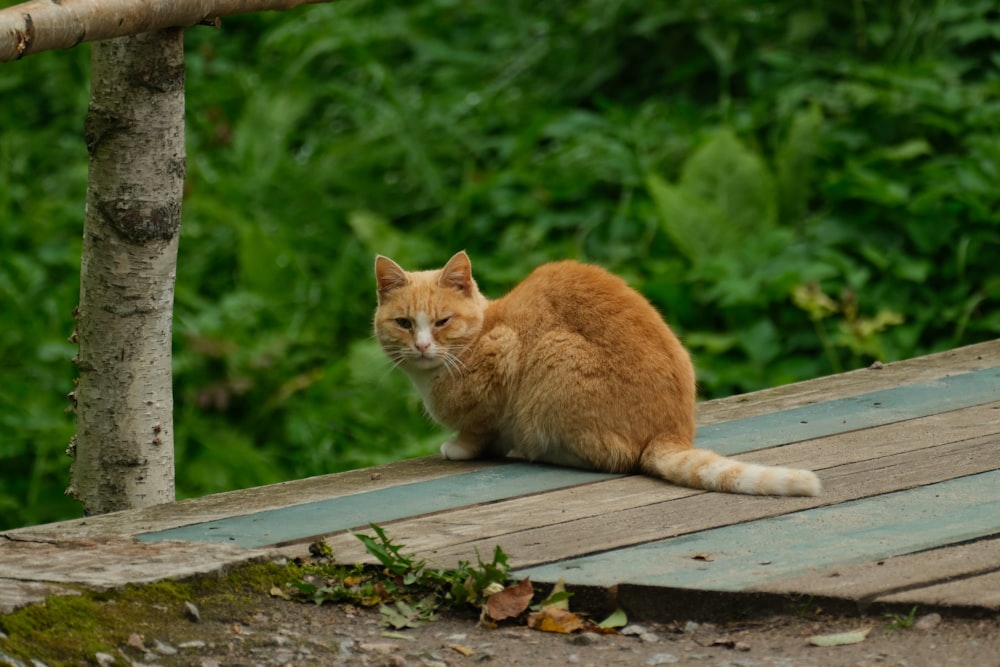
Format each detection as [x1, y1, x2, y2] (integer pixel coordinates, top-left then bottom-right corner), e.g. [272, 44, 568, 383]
[126, 633, 146, 651]
[915, 613, 942, 631]
[646, 654, 680, 666]
[153, 639, 178, 656]
[725, 659, 761, 667]
[567, 633, 602, 646]
[94, 653, 116, 667]
[683, 621, 700, 633]
[178, 640, 207, 650]
[622, 623, 651, 637]
[475, 643, 496, 661]
[184, 601, 201, 622]
[359, 642, 398, 654]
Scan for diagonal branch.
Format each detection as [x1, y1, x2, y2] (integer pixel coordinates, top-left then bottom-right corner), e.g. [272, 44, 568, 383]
[0, 0, 334, 62]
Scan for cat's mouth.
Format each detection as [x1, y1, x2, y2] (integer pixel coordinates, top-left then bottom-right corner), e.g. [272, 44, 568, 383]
[410, 351, 443, 370]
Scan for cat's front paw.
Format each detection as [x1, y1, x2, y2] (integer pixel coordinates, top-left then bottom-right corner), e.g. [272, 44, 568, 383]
[440, 438, 480, 461]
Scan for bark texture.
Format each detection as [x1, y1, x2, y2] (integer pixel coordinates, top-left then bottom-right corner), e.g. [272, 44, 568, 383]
[0, 0, 333, 62]
[69, 29, 185, 515]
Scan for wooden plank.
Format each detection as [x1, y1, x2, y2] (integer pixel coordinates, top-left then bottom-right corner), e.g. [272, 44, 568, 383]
[140, 371, 1000, 549]
[0, 536, 276, 613]
[4, 456, 505, 542]
[312, 403, 1000, 568]
[751, 537, 1000, 609]
[0, 580, 78, 615]
[878, 571, 1000, 610]
[137, 464, 617, 547]
[515, 471, 1000, 591]
[699, 365, 1000, 455]
[699, 339, 1000, 425]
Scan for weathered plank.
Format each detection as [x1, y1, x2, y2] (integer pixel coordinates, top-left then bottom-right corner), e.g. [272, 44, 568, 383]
[516, 471, 1000, 590]
[878, 571, 1000, 610]
[5, 456, 505, 542]
[699, 365, 1000, 455]
[0, 580, 79, 615]
[309, 403, 1000, 568]
[0, 536, 275, 613]
[699, 339, 1000, 424]
[138, 464, 617, 547]
[751, 537, 1000, 609]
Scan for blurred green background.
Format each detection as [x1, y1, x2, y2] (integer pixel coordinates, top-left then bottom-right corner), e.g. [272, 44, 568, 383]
[2, 0, 998, 529]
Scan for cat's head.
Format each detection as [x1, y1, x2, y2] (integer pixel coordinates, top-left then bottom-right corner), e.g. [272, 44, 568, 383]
[373, 251, 487, 374]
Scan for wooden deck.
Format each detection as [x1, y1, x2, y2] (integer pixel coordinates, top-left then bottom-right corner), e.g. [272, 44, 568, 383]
[3, 341, 999, 618]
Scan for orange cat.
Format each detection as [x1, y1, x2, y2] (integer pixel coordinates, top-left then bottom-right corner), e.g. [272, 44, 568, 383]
[374, 251, 821, 496]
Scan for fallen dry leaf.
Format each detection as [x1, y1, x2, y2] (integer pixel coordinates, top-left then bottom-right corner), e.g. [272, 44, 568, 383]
[808, 627, 871, 647]
[691, 553, 715, 562]
[484, 577, 534, 622]
[447, 643, 475, 657]
[269, 585, 291, 600]
[528, 606, 586, 634]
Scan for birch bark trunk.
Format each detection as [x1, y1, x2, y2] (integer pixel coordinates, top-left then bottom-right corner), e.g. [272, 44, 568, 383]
[69, 29, 185, 514]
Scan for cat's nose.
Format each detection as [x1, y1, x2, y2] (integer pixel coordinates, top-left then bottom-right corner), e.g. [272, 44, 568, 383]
[415, 340, 432, 353]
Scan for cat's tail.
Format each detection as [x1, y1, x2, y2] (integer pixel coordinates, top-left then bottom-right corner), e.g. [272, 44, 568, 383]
[640, 437, 821, 497]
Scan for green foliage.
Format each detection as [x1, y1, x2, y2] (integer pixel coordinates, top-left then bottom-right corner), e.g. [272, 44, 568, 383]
[884, 606, 920, 631]
[293, 524, 511, 627]
[2, 0, 999, 528]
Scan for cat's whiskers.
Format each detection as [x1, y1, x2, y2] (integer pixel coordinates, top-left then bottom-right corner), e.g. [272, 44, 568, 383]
[436, 344, 468, 378]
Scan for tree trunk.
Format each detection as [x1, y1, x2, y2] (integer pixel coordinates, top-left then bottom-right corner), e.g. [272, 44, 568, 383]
[69, 29, 185, 515]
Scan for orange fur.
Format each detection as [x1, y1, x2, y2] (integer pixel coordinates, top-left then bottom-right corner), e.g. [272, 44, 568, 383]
[374, 251, 821, 497]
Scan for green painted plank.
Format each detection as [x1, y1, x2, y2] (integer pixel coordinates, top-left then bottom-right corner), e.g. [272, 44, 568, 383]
[698, 366, 1000, 455]
[139, 366, 1000, 548]
[137, 463, 616, 547]
[516, 471, 1000, 590]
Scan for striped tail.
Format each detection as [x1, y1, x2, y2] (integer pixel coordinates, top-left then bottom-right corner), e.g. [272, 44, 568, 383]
[641, 440, 821, 497]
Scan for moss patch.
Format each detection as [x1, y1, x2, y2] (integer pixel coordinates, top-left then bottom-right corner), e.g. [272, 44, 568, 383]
[0, 561, 324, 665]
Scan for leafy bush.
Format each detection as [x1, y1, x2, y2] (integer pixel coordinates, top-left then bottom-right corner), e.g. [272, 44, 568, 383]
[1, 0, 998, 529]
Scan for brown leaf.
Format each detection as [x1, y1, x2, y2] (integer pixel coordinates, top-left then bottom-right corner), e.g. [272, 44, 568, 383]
[528, 606, 587, 634]
[691, 553, 714, 562]
[447, 644, 475, 657]
[484, 577, 534, 622]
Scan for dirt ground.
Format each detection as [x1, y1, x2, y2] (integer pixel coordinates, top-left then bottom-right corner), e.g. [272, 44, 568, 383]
[81, 594, 1000, 667]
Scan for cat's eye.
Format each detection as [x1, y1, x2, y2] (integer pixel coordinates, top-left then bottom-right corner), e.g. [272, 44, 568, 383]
[394, 318, 413, 330]
[435, 317, 451, 327]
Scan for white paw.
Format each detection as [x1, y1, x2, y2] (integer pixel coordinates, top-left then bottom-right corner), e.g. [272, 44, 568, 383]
[441, 439, 478, 461]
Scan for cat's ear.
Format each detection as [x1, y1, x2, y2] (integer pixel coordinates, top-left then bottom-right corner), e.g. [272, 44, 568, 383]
[439, 250, 475, 296]
[375, 255, 409, 303]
